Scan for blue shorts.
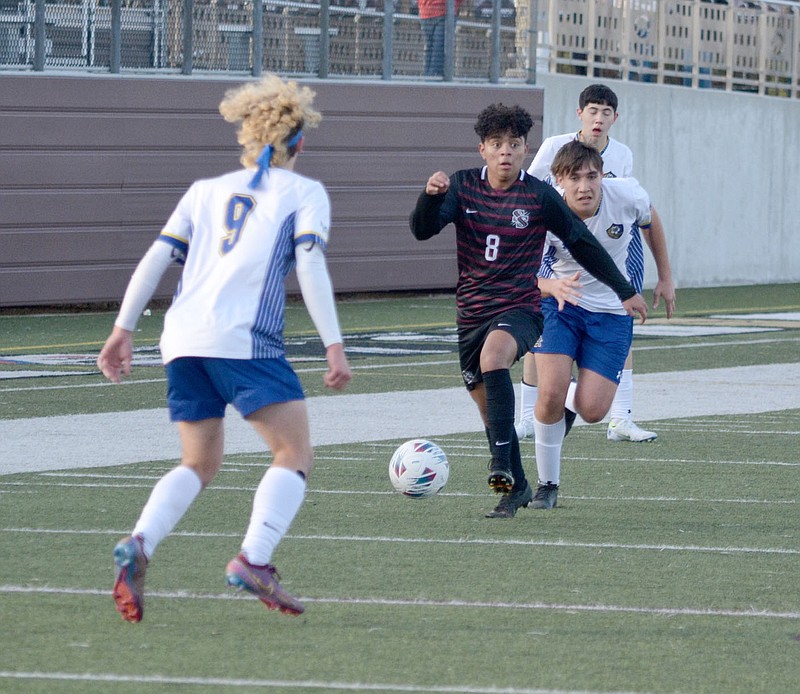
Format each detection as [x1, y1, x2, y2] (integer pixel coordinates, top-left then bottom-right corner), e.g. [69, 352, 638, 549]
[534, 298, 632, 384]
[165, 356, 305, 422]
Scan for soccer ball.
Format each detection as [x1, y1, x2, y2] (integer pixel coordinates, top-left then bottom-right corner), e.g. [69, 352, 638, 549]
[388, 439, 449, 498]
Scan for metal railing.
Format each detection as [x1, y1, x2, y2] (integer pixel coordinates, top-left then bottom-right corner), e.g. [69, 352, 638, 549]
[0, 0, 524, 81]
[1, 0, 798, 97]
[544, 0, 800, 98]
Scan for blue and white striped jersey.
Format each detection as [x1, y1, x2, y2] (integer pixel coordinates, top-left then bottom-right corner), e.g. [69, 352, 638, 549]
[156, 167, 330, 363]
[538, 177, 651, 314]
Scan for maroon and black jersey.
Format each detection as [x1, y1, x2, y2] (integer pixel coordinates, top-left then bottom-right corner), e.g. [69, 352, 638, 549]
[410, 166, 635, 327]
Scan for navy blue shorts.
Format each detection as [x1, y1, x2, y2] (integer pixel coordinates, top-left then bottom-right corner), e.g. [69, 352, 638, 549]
[165, 356, 305, 422]
[534, 298, 632, 384]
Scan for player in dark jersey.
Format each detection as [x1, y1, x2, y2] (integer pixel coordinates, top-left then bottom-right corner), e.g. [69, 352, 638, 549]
[410, 102, 647, 518]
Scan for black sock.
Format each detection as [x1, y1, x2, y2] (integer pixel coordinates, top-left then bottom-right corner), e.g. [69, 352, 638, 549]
[483, 369, 525, 487]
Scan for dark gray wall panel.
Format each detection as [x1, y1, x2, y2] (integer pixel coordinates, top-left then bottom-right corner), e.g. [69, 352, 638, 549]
[0, 73, 543, 306]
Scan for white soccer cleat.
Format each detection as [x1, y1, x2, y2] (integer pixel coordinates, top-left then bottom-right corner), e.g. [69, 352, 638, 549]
[606, 418, 657, 442]
[515, 418, 535, 440]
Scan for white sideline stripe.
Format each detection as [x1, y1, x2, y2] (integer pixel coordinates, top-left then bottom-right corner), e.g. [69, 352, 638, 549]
[0, 359, 458, 390]
[2, 585, 799, 621]
[0, 671, 630, 694]
[2, 362, 799, 476]
[3, 527, 797, 556]
[1, 480, 796, 504]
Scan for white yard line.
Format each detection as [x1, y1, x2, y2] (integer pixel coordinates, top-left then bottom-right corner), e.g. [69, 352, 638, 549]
[3, 527, 798, 556]
[1, 585, 798, 620]
[0, 669, 640, 694]
[1, 362, 799, 475]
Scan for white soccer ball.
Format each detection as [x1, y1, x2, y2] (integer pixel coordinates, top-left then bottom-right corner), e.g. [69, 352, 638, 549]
[388, 439, 449, 498]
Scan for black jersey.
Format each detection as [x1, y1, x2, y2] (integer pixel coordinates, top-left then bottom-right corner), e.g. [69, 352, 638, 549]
[410, 166, 635, 327]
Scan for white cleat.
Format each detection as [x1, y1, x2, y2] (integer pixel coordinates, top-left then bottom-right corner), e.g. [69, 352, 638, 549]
[607, 418, 657, 442]
[515, 418, 535, 440]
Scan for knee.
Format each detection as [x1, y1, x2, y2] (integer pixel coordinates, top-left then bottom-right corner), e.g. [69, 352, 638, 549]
[534, 391, 564, 422]
[272, 445, 314, 478]
[479, 351, 511, 374]
[575, 404, 606, 424]
[183, 460, 221, 487]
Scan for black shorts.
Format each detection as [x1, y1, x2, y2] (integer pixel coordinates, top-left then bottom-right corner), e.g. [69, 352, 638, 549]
[457, 308, 543, 390]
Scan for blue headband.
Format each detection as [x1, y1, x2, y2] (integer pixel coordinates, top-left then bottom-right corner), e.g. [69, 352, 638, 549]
[248, 130, 304, 189]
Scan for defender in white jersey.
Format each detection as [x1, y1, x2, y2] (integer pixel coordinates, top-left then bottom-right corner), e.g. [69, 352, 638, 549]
[529, 141, 650, 510]
[97, 75, 351, 622]
[538, 175, 651, 314]
[529, 131, 632, 184]
[158, 166, 332, 363]
[518, 83, 675, 445]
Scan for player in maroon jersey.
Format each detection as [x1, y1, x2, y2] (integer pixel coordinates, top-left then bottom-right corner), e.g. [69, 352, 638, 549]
[410, 102, 647, 518]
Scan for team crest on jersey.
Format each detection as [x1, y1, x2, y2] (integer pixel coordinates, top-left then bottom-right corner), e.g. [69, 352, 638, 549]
[606, 223, 623, 239]
[511, 209, 530, 229]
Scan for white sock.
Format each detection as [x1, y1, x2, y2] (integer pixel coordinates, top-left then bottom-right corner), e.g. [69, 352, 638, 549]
[565, 380, 577, 412]
[133, 465, 202, 559]
[241, 466, 306, 566]
[533, 415, 565, 485]
[609, 369, 633, 421]
[519, 382, 538, 422]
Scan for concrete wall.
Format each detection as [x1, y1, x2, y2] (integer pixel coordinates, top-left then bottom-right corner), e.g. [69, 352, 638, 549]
[536, 73, 800, 289]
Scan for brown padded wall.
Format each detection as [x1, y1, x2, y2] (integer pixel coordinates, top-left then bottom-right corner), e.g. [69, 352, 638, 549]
[0, 73, 543, 306]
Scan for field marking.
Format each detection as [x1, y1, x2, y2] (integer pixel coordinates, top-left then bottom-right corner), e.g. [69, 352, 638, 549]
[2, 477, 796, 505]
[2, 362, 799, 475]
[1, 585, 799, 621]
[4, 527, 798, 556]
[0, 670, 636, 694]
[0, 357, 458, 389]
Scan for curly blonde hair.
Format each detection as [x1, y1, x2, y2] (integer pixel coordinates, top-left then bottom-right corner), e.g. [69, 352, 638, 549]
[219, 74, 322, 169]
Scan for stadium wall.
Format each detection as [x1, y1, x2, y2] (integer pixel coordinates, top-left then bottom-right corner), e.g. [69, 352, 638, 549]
[0, 73, 543, 307]
[2, 72, 797, 308]
[537, 73, 800, 289]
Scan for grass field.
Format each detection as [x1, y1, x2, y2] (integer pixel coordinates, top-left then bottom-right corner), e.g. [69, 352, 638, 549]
[1, 284, 799, 693]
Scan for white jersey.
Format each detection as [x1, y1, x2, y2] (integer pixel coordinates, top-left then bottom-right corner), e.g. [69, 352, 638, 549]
[157, 167, 331, 363]
[528, 132, 634, 184]
[538, 177, 651, 315]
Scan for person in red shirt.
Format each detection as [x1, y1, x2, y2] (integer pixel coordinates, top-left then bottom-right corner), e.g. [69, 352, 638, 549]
[418, 0, 464, 76]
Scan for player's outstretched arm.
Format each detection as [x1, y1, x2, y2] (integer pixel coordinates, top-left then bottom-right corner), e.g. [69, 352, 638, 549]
[538, 272, 583, 311]
[323, 343, 351, 391]
[97, 326, 134, 383]
[97, 240, 177, 383]
[622, 294, 648, 324]
[295, 239, 352, 391]
[425, 171, 450, 195]
[643, 207, 676, 318]
[410, 172, 451, 241]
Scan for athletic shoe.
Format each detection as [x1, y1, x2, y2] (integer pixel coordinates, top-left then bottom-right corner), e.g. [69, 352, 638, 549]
[530, 482, 559, 510]
[487, 459, 514, 494]
[225, 554, 305, 616]
[515, 418, 535, 440]
[606, 418, 657, 442]
[564, 408, 577, 437]
[112, 534, 147, 623]
[485, 481, 533, 518]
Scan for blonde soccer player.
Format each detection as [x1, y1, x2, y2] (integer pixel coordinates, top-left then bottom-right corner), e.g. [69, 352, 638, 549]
[98, 75, 351, 622]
